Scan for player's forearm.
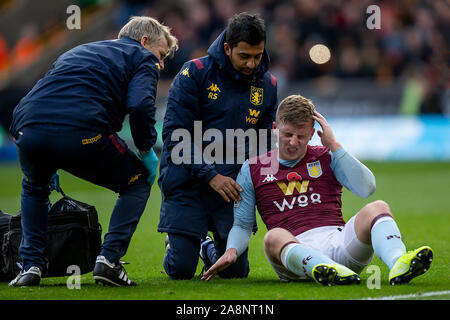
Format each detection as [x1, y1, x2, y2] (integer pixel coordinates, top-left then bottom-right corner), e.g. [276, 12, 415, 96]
[226, 160, 256, 255]
[332, 147, 376, 198]
[226, 225, 252, 257]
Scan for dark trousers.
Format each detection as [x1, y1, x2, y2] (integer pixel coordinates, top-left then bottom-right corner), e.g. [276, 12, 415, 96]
[14, 125, 150, 271]
[163, 232, 249, 280]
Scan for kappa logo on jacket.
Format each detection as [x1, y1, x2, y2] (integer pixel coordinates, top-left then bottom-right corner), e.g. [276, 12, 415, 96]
[207, 83, 221, 92]
[207, 83, 221, 100]
[181, 68, 189, 77]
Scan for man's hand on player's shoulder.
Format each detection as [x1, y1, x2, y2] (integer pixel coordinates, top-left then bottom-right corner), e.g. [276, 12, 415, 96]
[209, 174, 243, 203]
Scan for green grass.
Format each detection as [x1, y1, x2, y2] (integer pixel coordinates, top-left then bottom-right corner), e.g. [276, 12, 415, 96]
[0, 161, 449, 300]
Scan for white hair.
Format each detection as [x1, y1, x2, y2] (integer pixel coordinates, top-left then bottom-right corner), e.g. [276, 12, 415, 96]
[118, 16, 178, 57]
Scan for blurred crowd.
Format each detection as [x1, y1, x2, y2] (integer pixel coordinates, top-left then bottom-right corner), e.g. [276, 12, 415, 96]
[0, 0, 448, 121]
[0, 0, 101, 131]
[0, 0, 98, 86]
[114, 0, 447, 83]
[115, 0, 449, 114]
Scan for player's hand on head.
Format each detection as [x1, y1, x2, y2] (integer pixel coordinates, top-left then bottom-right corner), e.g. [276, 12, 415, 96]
[312, 111, 341, 152]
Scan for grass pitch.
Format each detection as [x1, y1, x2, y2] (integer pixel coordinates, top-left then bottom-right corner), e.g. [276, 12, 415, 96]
[0, 161, 449, 301]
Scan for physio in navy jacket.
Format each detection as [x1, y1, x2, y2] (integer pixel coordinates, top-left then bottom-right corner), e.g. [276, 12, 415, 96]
[158, 13, 278, 279]
[8, 17, 178, 287]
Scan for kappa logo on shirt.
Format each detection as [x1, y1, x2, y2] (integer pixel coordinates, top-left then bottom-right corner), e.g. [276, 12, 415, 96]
[262, 174, 277, 182]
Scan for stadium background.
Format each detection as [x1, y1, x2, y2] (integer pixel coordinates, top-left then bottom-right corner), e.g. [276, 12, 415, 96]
[0, 0, 449, 300]
[0, 0, 449, 161]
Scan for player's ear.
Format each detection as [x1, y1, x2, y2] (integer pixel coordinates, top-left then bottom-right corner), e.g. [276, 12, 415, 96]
[272, 122, 279, 139]
[140, 36, 148, 47]
[309, 128, 315, 140]
[224, 43, 231, 57]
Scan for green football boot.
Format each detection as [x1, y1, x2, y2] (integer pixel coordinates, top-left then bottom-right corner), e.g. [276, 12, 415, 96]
[312, 263, 360, 286]
[389, 246, 433, 285]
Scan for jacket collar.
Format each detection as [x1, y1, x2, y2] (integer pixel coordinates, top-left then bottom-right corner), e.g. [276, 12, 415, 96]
[118, 36, 140, 45]
[118, 36, 159, 62]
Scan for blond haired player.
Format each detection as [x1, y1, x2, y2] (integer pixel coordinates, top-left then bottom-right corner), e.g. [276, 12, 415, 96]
[202, 95, 433, 286]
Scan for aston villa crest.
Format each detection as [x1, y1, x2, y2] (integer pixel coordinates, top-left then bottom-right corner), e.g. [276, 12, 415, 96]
[250, 86, 263, 105]
[307, 160, 322, 178]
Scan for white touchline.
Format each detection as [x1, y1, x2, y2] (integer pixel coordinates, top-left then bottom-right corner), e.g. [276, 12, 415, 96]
[359, 290, 450, 300]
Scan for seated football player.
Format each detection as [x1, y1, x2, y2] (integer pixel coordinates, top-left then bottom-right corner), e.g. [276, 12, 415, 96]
[201, 94, 433, 286]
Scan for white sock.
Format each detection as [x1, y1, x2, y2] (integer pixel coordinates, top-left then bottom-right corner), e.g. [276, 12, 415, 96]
[371, 216, 406, 269]
[280, 243, 335, 278]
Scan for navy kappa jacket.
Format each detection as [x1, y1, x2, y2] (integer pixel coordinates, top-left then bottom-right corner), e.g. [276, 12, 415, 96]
[158, 30, 278, 238]
[9, 36, 160, 152]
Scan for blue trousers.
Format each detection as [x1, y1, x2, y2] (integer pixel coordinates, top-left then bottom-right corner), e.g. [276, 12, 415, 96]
[163, 232, 249, 280]
[14, 125, 150, 271]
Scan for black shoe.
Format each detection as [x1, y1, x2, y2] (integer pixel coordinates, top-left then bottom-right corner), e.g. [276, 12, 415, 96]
[8, 266, 41, 287]
[93, 255, 137, 287]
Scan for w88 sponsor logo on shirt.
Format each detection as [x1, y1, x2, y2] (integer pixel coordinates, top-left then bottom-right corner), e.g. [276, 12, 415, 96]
[273, 193, 322, 212]
[272, 175, 322, 212]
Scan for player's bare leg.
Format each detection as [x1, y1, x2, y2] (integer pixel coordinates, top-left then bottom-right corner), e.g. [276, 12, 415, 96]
[354, 200, 392, 244]
[264, 227, 298, 265]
